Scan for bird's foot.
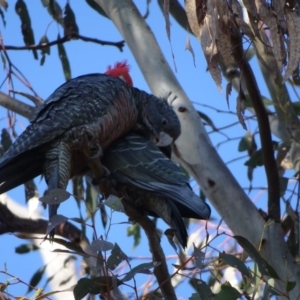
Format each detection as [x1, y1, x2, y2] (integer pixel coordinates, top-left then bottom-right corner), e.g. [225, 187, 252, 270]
[91, 170, 113, 186]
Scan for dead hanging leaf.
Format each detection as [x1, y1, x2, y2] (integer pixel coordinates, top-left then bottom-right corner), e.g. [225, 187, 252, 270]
[185, 0, 207, 36]
[185, 34, 196, 67]
[216, 1, 236, 74]
[283, 8, 300, 81]
[226, 82, 232, 108]
[236, 92, 247, 130]
[242, 0, 259, 20]
[259, 3, 286, 71]
[201, 1, 222, 89]
[272, 1, 285, 27]
[208, 55, 222, 90]
[185, 0, 221, 88]
[230, 0, 254, 40]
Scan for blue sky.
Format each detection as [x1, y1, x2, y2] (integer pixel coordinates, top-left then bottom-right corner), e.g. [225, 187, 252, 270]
[0, 1, 284, 299]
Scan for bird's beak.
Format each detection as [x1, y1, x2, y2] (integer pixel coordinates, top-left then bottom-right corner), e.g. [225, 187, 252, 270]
[152, 132, 173, 147]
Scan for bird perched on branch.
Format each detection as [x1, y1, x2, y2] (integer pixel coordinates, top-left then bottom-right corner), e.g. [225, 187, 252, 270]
[88, 134, 211, 248]
[0, 62, 180, 238]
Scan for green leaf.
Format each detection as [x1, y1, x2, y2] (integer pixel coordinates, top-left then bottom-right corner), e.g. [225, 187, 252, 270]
[85, 177, 99, 216]
[15, 243, 39, 254]
[286, 281, 296, 292]
[190, 278, 216, 299]
[122, 262, 156, 282]
[51, 237, 86, 255]
[41, 0, 63, 24]
[244, 95, 273, 107]
[27, 265, 46, 293]
[216, 282, 242, 300]
[39, 35, 50, 66]
[107, 243, 128, 270]
[292, 102, 300, 115]
[73, 276, 123, 299]
[85, 0, 109, 19]
[104, 195, 125, 212]
[91, 239, 114, 252]
[238, 132, 253, 152]
[39, 188, 71, 205]
[127, 223, 141, 248]
[197, 110, 217, 131]
[15, 0, 37, 59]
[0, 7, 6, 27]
[219, 252, 251, 278]
[99, 203, 107, 228]
[244, 149, 263, 168]
[193, 244, 205, 269]
[63, 3, 79, 36]
[72, 176, 84, 202]
[46, 214, 69, 236]
[234, 236, 280, 279]
[57, 34, 71, 80]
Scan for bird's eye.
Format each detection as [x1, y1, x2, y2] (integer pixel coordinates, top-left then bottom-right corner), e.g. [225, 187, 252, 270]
[162, 119, 167, 126]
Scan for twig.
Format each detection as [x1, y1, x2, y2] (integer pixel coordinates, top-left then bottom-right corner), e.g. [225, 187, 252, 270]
[232, 35, 281, 221]
[121, 200, 177, 300]
[0, 92, 36, 119]
[3, 33, 125, 52]
[0, 202, 86, 245]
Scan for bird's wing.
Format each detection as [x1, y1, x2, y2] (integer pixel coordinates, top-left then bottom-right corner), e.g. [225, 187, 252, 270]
[0, 74, 127, 162]
[103, 134, 187, 185]
[102, 134, 211, 220]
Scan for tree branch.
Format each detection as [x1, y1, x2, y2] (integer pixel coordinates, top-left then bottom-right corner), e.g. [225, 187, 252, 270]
[122, 200, 177, 300]
[232, 36, 281, 221]
[0, 92, 36, 119]
[3, 33, 125, 52]
[0, 201, 87, 245]
[96, 0, 300, 296]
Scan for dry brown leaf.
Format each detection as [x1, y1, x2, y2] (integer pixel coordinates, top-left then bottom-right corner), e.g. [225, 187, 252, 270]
[208, 54, 222, 90]
[230, 0, 254, 40]
[259, 3, 286, 71]
[283, 8, 300, 81]
[236, 93, 247, 130]
[226, 82, 232, 108]
[185, 34, 196, 67]
[216, 1, 236, 74]
[186, 0, 221, 88]
[185, 0, 207, 38]
[242, 0, 259, 19]
[272, 0, 286, 30]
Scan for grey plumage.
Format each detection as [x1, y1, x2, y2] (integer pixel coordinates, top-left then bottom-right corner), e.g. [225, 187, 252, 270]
[89, 134, 211, 248]
[0, 74, 181, 237]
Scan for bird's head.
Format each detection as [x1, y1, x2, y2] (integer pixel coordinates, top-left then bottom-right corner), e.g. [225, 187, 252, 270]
[105, 61, 133, 87]
[106, 61, 181, 146]
[137, 94, 181, 146]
